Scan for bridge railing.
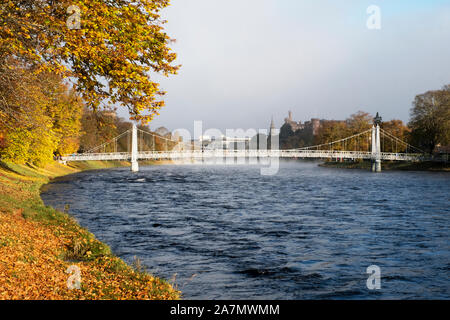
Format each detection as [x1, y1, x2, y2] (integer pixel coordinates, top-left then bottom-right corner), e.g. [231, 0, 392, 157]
[61, 152, 130, 161]
[380, 152, 428, 161]
[62, 149, 428, 162]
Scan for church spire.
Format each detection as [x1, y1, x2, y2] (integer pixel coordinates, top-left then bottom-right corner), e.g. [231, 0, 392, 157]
[270, 116, 275, 136]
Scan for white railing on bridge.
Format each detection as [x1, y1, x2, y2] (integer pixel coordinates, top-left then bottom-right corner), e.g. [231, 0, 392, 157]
[61, 150, 427, 162]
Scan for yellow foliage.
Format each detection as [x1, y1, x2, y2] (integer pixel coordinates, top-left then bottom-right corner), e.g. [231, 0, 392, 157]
[0, 63, 83, 166]
[0, 0, 180, 123]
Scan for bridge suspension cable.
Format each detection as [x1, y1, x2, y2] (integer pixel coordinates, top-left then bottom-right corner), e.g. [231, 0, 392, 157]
[290, 129, 373, 151]
[284, 127, 424, 155]
[83, 126, 192, 155]
[85, 130, 130, 153]
[379, 128, 424, 153]
[137, 128, 194, 150]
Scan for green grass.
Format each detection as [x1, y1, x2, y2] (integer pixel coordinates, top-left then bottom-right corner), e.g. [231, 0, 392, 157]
[0, 159, 180, 300]
[67, 160, 130, 171]
[320, 160, 450, 171]
[66, 159, 169, 171]
[0, 161, 114, 259]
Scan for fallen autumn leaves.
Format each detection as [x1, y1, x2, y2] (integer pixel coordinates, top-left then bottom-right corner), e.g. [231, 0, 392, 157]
[0, 161, 180, 300]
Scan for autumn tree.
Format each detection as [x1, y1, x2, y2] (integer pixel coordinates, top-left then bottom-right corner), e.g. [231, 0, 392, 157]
[0, 0, 179, 123]
[0, 63, 83, 165]
[347, 111, 373, 135]
[279, 122, 314, 149]
[79, 108, 119, 153]
[314, 112, 373, 151]
[314, 121, 348, 150]
[41, 73, 84, 156]
[0, 59, 46, 131]
[381, 119, 410, 153]
[409, 85, 450, 153]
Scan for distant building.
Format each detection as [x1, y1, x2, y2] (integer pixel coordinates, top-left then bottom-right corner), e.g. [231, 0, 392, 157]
[269, 116, 276, 136]
[268, 116, 278, 149]
[284, 111, 303, 132]
[278, 111, 333, 149]
[283, 111, 321, 136]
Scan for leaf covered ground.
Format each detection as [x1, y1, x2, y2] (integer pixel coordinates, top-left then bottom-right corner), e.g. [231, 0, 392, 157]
[0, 161, 180, 300]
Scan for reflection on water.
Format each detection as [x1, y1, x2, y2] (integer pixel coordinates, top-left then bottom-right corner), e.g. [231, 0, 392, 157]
[41, 161, 450, 299]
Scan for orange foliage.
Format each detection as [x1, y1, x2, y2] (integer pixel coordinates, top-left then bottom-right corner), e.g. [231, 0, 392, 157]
[0, 164, 180, 300]
[0, 209, 179, 300]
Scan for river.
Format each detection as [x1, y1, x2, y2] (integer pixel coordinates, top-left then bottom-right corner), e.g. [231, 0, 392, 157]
[41, 161, 450, 299]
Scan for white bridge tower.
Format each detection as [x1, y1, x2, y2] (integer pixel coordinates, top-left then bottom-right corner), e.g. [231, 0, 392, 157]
[371, 113, 382, 172]
[131, 122, 139, 172]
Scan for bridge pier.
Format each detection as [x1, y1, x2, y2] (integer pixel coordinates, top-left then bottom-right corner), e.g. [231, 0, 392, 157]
[131, 161, 139, 172]
[375, 160, 381, 172]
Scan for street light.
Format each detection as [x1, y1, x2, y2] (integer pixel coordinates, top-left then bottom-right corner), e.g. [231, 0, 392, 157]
[373, 112, 382, 126]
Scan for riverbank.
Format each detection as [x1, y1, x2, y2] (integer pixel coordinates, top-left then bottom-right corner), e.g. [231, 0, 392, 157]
[0, 160, 180, 300]
[319, 160, 450, 172]
[65, 159, 174, 171]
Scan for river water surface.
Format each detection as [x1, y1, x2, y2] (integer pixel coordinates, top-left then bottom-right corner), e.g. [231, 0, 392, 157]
[41, 161, 450, 299]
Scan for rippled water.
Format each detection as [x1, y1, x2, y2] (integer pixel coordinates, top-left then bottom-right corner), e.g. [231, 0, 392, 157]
[41, 161, 450, 299]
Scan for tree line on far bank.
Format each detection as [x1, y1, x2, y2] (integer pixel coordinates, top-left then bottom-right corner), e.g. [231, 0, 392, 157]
[280, 85, 450, 154]
[1, 80, 448, 166]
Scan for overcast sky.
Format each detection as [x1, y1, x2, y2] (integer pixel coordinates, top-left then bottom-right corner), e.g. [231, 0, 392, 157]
[118, 0, 450, 135]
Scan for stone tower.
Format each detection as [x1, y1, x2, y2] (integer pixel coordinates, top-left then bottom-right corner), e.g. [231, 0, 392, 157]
[268, 116, 277, 150]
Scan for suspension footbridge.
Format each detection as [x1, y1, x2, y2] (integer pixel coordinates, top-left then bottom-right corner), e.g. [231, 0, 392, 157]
[61, 117, 429, 172]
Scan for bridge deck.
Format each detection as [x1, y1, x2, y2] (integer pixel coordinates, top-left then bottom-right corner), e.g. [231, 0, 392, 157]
[61, 150, 426, 162]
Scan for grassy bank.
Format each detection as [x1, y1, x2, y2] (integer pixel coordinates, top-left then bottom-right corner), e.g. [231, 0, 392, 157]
[65, 159, 174, 171]
[0, 160, 180, 300]
[319, 160, 450, 172]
